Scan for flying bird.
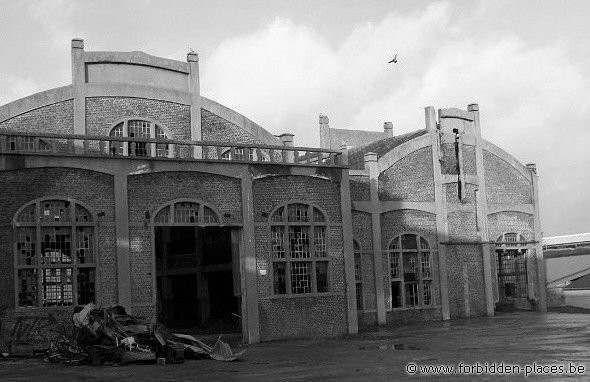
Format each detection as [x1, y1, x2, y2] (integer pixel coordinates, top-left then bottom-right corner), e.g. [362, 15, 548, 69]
[388, 54, 398, 64]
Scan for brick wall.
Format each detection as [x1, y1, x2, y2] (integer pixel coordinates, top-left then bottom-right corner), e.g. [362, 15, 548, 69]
[352, 211, 375, 314]
[86, 97, 191, 140]
[0, 167, 115, 348]
[352, 211, 372, 250]
[0, 100, 74, 134]
[127, 171, 242, 305]
[252, 175, 348, 340]
[487, 212, 534, 242]
[446, 245, 486, 318]
[202, 109, 265, 144]
[378, 147, 434, 201]
[463, 145, 477, 175]
[350, 175, 370, 201]
[484, 150, 532, 204]
[440, 143, 458, 175]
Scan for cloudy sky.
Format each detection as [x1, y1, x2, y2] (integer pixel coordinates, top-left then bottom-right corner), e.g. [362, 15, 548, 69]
[0, 0, 588, 237]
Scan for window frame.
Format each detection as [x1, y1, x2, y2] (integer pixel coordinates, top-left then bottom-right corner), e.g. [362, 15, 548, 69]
[353, 239, 363, 311]
[495, 232, 529, 300]
[269, 202, 330, 296]
[387, 233, 434, 309]
[13, 197, 98, 308]
[108, 118, 173, 158]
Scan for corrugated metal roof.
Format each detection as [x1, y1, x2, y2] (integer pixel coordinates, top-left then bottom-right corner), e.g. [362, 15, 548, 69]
[543, 233, 590, 246]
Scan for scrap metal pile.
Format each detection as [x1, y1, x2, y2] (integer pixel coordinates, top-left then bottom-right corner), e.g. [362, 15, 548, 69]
[45, 303, 244, 366]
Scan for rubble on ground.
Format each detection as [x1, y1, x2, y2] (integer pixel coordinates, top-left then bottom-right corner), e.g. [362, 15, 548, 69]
[4, 303, 245, 366]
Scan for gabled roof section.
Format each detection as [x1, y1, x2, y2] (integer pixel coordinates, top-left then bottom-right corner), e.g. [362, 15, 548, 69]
[347, 129, 428, 170]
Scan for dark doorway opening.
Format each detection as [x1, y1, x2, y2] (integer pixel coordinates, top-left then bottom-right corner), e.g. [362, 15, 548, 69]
[155, 226, 241, 334]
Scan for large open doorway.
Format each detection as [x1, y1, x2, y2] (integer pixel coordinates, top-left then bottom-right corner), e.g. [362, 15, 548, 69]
[155, 226, 241, 334]
[495, 233, 530, 311]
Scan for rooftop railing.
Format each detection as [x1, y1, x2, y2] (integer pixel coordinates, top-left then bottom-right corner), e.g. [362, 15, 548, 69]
[0, 131, 347, 167]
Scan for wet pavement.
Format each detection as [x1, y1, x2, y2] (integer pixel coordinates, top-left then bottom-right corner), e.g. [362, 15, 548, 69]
[2, 311, 590, 381]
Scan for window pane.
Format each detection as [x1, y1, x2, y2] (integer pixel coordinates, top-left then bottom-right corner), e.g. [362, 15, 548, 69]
[18, 269, 38, 306]
[40, 200, 70, 223]
[41, 227, 72, 265]
[356, 283, 363, 310]
[314, 226, 326, 257]
[287, 204, 309, 222]
[42, 268, 73, 307]
[389, 237, 400, 250]
[271, 207, 284, 223]
[291, 261, 312, 294]
[403, 253, 418, 282]
[17, 204, 37, 223]
[316, 261, 329, 293]
[154, 206, 170, 223]
[75, 204, 92, 222]
[76, 227, 94, 264]
[78, 268, 96, 305]
[313, 207, 325, 222]
[203, 206, 218, 223]
[405, 282, 419, 307]
[174, 202, 199, 223]
[271, 226, 285, 259]
[128, 120, 151, 138]
[273, 262, 287, 294]
[423, 281, 433, 306]
[354, 254, 361, 281]
[391, 281, 402, 308]
[420, 237, 429, 250]
[401, 234, 417, 250]
[288, 226, 310, 258]
[16, 227, 36, 266]
[421, 252, 431, 278]
[390, 252, 400, 279]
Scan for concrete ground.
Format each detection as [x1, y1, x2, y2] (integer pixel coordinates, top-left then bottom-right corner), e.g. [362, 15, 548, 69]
[2, 311, 590, 381]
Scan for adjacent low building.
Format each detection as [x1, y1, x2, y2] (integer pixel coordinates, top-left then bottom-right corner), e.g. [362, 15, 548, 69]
[0, 39, 546, 347]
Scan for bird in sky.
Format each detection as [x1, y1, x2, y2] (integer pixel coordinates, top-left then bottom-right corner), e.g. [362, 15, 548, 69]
[388, 54, 398, 64]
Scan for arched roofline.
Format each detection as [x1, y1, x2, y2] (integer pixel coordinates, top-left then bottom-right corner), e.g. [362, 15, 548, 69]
[0, 86, 73, 123]
[84, 50, 189, 74]
[377, 134, 431, 173]
[482, 140, 532, 182]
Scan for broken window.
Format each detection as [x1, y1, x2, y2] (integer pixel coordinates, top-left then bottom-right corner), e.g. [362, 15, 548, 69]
[353, 240, 363, 311]
[270, 203, 330, 295]
[388, 234, 433, 308]
[109, 119, 170, 157]
[153, 201, 221, 225]
[14, 198, 96, 307]
[496, 233, 528, 300]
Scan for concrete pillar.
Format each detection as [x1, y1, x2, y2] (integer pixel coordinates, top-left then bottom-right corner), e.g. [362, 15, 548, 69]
[319, 114, 331, 149]
[340, 169, 359, 334]
[71, 38, 86, 135]
[470, 103, 495, 316]
[114, 172, 132, 313]
[527, 163, 547, 312]
[187, 52, 202, 158]
[383, 122, 393, 138]
[240, 174, 260, 343]
[427, 106, 450, 320]
[279, 133, 294, 162]
[365, 152, 386, 324]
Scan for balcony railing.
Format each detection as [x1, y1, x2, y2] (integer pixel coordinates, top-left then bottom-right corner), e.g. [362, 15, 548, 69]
[0, 131, 347, 167]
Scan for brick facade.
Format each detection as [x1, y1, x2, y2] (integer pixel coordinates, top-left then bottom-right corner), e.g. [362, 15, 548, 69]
[379, 147, 434, 201]
[484, 150, 532, 204]
[350, 175, 370, 201]
[0, 100, 74, 134]
[86, 97, 191, 140]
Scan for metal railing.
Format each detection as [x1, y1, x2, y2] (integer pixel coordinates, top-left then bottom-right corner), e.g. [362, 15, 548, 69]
[0, 131, 347, 167]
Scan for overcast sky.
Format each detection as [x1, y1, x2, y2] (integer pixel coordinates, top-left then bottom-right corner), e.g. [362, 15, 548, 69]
[0, 0, 589, 237]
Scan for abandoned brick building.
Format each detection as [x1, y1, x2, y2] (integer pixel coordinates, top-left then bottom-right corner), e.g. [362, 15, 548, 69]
[0, 39, 546, 345]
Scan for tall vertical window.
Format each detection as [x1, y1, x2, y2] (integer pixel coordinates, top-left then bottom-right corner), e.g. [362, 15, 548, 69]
[14, 199, 97, 307]
[388, 234, 433, 308]
[109, 119, 170, 157]
[353, 240, 363, 310]
[270, 203, 329, 295]
[496, 233, 528, 300]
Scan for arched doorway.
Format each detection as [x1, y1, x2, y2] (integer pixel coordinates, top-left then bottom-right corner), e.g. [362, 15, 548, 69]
[153, 200, 241, 333]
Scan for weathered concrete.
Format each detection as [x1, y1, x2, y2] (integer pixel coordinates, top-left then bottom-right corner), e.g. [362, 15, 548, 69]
[1, 312, 589, 381]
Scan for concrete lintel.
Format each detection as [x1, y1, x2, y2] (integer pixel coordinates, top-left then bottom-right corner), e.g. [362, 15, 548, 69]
[438, 108, 474, 121]
[442, 174, 478, 185]
[85, 83, 191, 105]
[84, 50, 190, 74]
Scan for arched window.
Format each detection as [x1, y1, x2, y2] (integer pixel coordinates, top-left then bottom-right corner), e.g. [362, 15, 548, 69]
[270, 203, 329, 295]
[388, 234, 432, 308]
[109, 119, 170, 157]
[353, 240, 363, 310]
[221, 148, 270, 162]
[14, 199, 96, 307]
[153, 201, 220, 225]
[496, 233, 528, 299]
